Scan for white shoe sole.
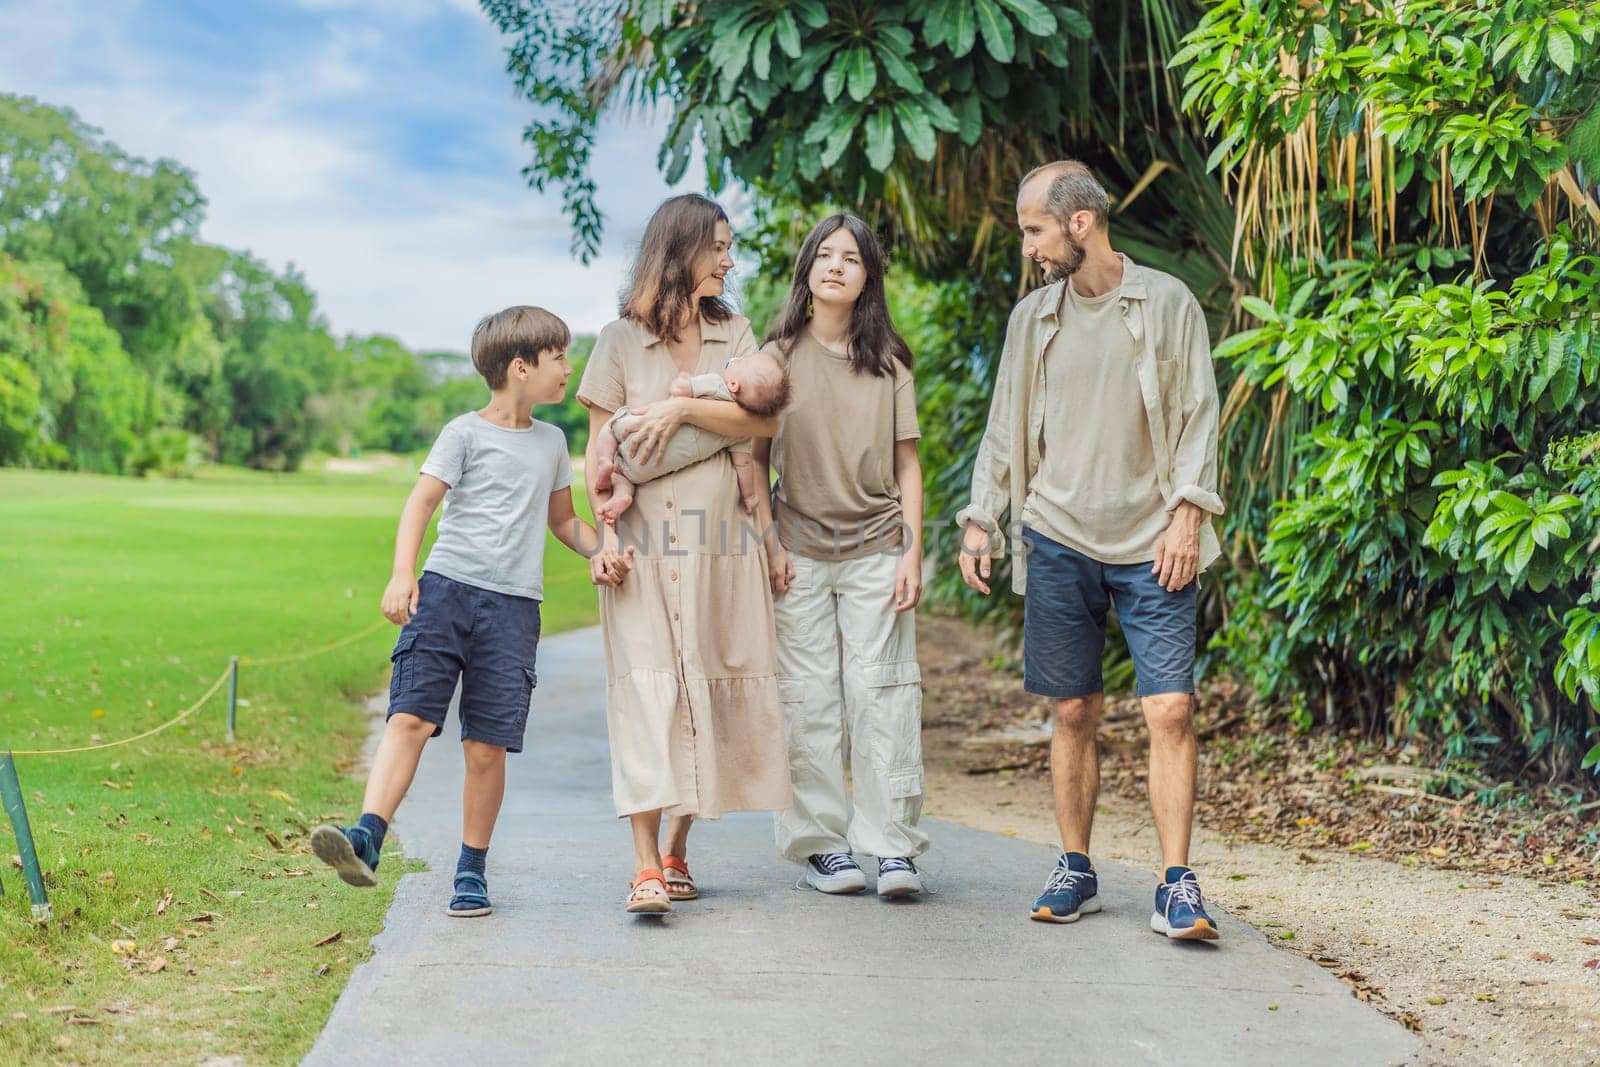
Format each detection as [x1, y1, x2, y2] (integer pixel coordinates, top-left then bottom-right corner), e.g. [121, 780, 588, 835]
[1030, 896, 1101, 923]
[877, 871, 923, 898]
[804, 867, 867, 894]
[1150, 911, 1220, 940]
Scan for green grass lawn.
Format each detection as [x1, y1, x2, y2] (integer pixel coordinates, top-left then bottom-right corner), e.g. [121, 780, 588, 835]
[0, 463, 598, 1064]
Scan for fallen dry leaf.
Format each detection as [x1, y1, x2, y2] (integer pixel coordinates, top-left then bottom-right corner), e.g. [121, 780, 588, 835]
[155, 892, 172, 916]
[109, 940, 136, 956]
[313, 931, 343, 948]
[1532, 952, 1553, 963]
[1581, 937, 1599, 946]
[198, 886, 222, 902]
[1584, 959, 1599, 970]
[146, 957, 167, 974]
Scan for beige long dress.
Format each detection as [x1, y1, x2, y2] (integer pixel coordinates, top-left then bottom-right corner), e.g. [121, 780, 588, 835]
[577, 313, 791, 818]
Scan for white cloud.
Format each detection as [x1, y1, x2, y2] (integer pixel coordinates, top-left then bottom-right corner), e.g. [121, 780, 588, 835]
[0, 0, 710, 350]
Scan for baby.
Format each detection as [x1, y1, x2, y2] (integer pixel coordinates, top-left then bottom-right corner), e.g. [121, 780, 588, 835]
[593, 351, 789, 524]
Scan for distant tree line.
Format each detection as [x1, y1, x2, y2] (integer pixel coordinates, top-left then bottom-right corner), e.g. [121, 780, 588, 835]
[0, 94, 592, 477]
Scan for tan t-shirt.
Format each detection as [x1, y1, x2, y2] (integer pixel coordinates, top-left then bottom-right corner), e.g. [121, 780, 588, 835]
[1022, 280, 1171, 564]
[765, 332, 921, 560]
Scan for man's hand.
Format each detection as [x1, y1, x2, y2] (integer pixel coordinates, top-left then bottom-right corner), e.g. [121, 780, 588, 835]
[381, 574, 419, 625]
[891, 551, 922, 613]
[590, 544, 637, 587]
[958, 522, 995, 595]
[768, 543, 795, 596]
[1152, 501, 1203, 592]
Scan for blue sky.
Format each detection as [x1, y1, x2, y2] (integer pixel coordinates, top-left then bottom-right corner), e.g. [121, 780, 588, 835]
[0, 0, 730, 350]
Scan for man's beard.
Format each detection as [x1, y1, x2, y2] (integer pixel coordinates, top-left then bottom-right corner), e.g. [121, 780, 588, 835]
[1041, 233, 1086, 284]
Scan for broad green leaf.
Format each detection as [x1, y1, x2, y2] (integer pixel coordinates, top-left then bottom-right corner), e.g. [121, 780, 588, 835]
[1551, 332, 1580, 408]
[877, 46, 925, 93]
[916, 92, 961, 132]
[864, 107, 896, 171]
[845, 47, 878, 102]
[956, 92, 983, 146]
[974, 0, 1016, 62]
[945, 0, 979, 57]
[1240, 295, 1281, 324]
[822, 55, 849, 102]
[895, 99, 938, 160]
[751, 24, 776, 82]
[1548, 27, 1576, 74]
[996, 0, 1055, 36]
[1055, 5, 1092, 39]
[774, 10, 802, 58]
[791, 0, 828, 29]
[820, 119, 856, 169]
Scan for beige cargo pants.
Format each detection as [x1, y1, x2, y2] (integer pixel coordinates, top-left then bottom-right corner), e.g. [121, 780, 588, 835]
[773, 550, 929, 862]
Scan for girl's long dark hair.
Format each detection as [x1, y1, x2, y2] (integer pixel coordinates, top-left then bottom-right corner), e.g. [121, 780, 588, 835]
[764, 213, 912, 377]
[621, 194, 733, 342]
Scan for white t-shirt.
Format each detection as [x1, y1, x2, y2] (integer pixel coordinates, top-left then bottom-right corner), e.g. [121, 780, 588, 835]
[419, 412, 573, 600]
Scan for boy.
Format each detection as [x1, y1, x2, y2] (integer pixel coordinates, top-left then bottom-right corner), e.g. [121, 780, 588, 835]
[312, 306, 633, 917]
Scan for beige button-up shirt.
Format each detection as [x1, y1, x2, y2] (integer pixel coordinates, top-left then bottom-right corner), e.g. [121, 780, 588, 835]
[957, 256, 1225, 595]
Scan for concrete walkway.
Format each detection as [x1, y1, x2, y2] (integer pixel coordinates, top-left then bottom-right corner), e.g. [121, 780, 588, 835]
[306, 627, 1415, 1066]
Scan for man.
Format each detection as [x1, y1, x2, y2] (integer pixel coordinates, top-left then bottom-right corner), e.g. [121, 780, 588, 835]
[956, 161, 1225, 940]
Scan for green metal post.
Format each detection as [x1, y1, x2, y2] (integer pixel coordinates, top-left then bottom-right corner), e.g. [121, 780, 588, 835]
[227, 656, 239, 743]
[0, 752, 51, 922]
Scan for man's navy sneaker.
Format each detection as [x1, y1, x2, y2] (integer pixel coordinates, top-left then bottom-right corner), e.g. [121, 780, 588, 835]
[1030, 852, 1100, 923]
[311, 824, 379, 887]
[1151, 868, 1220, 940]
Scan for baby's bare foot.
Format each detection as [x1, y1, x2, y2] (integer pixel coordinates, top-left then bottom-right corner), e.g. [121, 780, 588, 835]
[594, 458, 616, 492]
[599, 490, 634, 524]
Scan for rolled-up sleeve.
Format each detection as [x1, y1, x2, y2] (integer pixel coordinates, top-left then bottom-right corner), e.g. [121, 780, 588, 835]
[1166, 296, 1225, 517]
[955, 308, 1023, 552]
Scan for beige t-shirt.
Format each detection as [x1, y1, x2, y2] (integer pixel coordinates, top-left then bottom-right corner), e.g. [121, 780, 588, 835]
[1022, 280, 1171, 564]
[765, 332, 920, 560]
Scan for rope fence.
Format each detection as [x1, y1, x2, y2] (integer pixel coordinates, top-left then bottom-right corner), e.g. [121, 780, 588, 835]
[2, 617, 392, 922]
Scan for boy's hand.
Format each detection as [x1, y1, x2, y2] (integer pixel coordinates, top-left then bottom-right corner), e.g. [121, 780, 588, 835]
[382, 575, 419, 625]
[590, 545, 637, 587]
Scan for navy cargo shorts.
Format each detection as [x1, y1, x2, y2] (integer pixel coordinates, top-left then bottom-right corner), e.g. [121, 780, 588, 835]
[1021, 526, 1198, 700]
[387, 571, 540, 752]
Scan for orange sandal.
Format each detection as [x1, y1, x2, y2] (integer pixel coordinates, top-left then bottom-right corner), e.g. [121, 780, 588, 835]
[626, 868, 671, 914]
[661, 855, 699, 901]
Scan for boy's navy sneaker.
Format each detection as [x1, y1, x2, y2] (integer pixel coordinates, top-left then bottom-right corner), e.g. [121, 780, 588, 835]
[1030, 852, 1100, 923]
[876, 857, 922, 899]
[804, 853, 867, 894]
[1151, 868, 1220, 941]
[448, 870, 493, 917]
[311, 824, 379, 888]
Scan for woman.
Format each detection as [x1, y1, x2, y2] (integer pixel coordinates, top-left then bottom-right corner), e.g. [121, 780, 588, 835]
[756, 214, 928, 899]
[577, 194, 791, 914]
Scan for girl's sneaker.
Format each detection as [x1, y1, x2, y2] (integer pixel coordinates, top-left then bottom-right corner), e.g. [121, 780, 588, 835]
[876, 857, 922, 898]
[804, 852, 867, 894]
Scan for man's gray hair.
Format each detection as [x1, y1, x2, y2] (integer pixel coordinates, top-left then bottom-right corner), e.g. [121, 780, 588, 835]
[1019, 160, 1110, 231]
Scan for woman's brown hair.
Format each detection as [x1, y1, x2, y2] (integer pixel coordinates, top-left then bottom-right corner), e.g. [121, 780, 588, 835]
[620, 193, 734, 342]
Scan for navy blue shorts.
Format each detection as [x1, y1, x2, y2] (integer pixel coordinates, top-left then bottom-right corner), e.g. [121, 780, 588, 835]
[387, 571, 541, 752]
[1021, 527, 1198, 700]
